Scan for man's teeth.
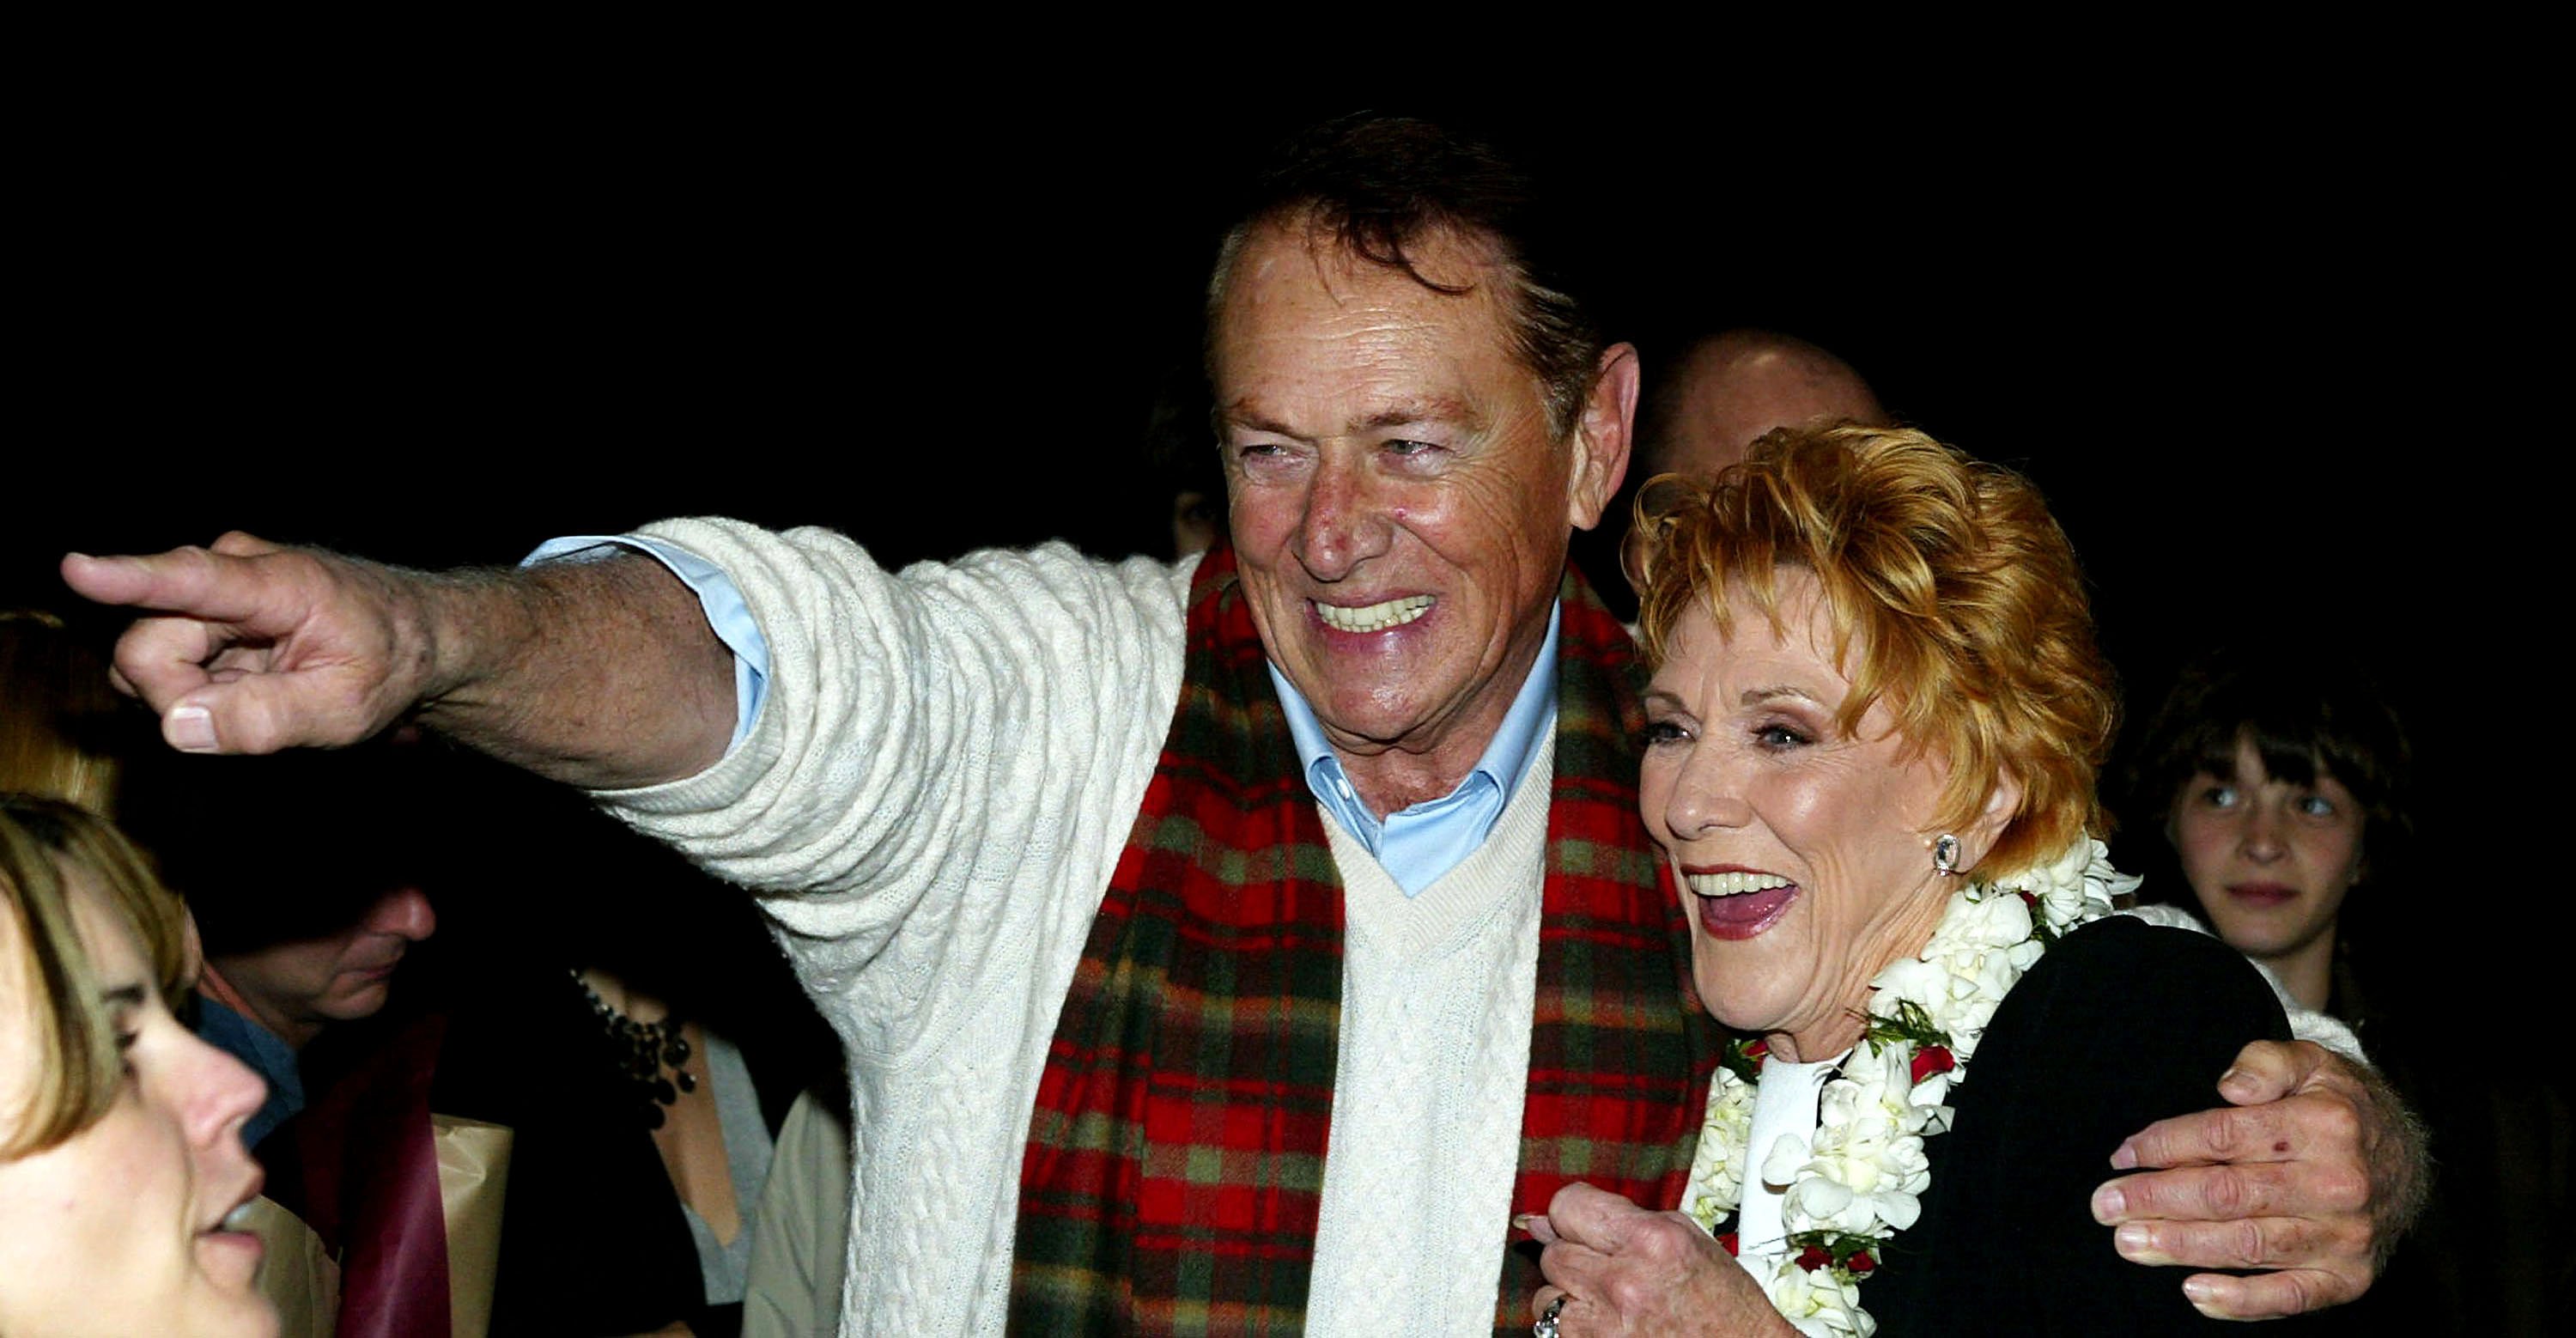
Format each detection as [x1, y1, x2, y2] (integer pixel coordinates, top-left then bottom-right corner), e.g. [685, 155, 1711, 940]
[1685, 872, 1793, 897]
[1315, 595, 1433, 633]
[220, 1201, 258, 1232]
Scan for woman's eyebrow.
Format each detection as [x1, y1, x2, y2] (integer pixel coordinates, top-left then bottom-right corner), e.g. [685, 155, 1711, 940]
[97, 984, 148, 1010]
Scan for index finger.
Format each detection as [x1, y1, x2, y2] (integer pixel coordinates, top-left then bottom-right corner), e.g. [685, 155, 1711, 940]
[62, 545, 286, 625]
[2093, 1161, 2309, 1228]
[2111, 1097, 2303, 1174]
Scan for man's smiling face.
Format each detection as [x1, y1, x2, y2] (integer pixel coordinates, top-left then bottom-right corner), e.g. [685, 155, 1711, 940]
[1212, 221, 1619, 803]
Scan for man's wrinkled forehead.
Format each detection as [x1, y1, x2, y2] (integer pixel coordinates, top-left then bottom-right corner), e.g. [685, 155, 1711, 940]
[1208, 218, 1522, 392]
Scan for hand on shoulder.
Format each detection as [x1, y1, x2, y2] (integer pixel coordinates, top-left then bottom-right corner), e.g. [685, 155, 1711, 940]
[2097, 1037, 2422, 1320]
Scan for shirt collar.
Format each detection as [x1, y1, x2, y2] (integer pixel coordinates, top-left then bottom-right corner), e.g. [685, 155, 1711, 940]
[1267, 600, 1560, 833]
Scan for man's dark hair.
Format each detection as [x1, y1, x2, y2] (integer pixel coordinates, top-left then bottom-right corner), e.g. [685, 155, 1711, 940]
[2129, 648, 2415, 874]
[1206, 114, 1606, 440]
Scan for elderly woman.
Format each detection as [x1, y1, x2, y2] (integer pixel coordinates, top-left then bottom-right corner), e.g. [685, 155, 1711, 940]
[1535, 427, 2299, 1335]
[0, 794, 276, 1337]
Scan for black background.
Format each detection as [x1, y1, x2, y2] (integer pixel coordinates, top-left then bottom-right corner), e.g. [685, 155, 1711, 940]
[12, 70, 2555, 1012]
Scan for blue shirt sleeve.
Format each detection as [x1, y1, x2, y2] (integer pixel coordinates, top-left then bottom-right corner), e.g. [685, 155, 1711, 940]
[521, 535, 769, 754]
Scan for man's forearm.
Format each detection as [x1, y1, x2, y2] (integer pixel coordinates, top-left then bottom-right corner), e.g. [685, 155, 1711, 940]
[67, 535, 738, 790]
[414, 553, 737, 790]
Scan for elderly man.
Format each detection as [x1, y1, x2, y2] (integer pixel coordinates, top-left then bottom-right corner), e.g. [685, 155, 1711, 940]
[65, 119, 2403, 1335]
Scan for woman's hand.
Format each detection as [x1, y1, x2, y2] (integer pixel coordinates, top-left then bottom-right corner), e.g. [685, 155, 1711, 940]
[2092, 1038, 2425, 1318]
[1525, 1183, 1796, 1337]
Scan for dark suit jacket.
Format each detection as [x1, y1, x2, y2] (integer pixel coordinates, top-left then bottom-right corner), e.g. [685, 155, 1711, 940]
[1858, 915, 2302, 1334]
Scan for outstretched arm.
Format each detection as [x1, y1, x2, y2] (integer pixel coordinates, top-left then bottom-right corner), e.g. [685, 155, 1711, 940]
[2093, 1039, 2428, 1320]
[62, 532, 737, 789]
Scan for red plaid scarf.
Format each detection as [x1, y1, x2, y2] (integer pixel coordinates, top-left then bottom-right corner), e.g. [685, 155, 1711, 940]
[1010, 546, 1719, 1335]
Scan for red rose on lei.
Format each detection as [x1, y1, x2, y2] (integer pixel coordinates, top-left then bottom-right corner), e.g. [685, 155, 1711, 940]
[1911, 1043, 1956, 1085]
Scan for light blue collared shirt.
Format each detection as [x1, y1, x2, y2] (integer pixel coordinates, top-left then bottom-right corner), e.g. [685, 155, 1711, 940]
[1269, 602, 1559, 897]
[523, 535, 772, 752]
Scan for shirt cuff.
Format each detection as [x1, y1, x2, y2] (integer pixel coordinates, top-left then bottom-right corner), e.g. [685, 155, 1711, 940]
[522, 534, 769, 754]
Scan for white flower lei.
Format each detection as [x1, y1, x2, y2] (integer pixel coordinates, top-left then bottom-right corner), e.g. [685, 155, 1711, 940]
[1680, 839, 2137, 1337]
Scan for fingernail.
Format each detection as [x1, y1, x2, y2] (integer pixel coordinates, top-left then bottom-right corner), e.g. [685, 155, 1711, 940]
[2113, 1222, 2151, 1256]
[168, 705, 218, 752]
[2217, 1067, 2256, 1099]
[2091, 1183, 2125, 1223]
[2181, 1275, 2221, 1310]
[1511, 1213, 1535, 1232]
[2108, 1139, 2139, 1171]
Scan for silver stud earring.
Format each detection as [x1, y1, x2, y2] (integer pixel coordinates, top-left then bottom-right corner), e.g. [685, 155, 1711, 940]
[1933, 834, 1962, 875]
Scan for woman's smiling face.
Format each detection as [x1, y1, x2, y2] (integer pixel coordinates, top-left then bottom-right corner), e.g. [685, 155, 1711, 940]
[0, 877, 276, 1338]
[1639, 570, 2008, 1061]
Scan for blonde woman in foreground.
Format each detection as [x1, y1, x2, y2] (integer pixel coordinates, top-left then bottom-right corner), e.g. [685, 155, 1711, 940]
[0, 795, 276, 1337]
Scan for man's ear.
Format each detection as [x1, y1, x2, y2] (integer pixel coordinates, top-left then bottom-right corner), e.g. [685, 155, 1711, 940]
[1565, 342, 1639, 532]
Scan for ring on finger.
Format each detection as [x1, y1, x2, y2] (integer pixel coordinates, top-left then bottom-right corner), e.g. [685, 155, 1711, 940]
[1534, 1292, 1569, 1338]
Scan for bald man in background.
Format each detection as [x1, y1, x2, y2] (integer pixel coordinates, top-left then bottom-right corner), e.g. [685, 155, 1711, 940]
[1619, 328, 1890, 592]
[1645, 328, 1886, 476]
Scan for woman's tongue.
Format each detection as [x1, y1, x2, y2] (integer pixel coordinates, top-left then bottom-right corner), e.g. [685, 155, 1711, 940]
[1698, 883, 1797, 940]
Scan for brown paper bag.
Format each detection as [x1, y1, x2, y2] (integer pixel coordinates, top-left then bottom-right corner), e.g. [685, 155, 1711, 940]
[431, 1114, 513, 1338]
[246, 1195, 340, 1338]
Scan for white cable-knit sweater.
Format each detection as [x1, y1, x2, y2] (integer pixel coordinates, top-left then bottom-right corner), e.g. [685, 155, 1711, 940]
[595, 521, 1555, 1337]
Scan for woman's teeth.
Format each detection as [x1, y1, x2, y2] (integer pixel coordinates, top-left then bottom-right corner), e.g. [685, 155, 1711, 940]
[1685, 872, 1792, 897]
[1314, 595, 1433, 632]
[220, 1201, 258, 1232]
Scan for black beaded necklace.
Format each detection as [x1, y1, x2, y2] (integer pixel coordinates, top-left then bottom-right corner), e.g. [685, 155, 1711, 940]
[570, 970, 697, 1129]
